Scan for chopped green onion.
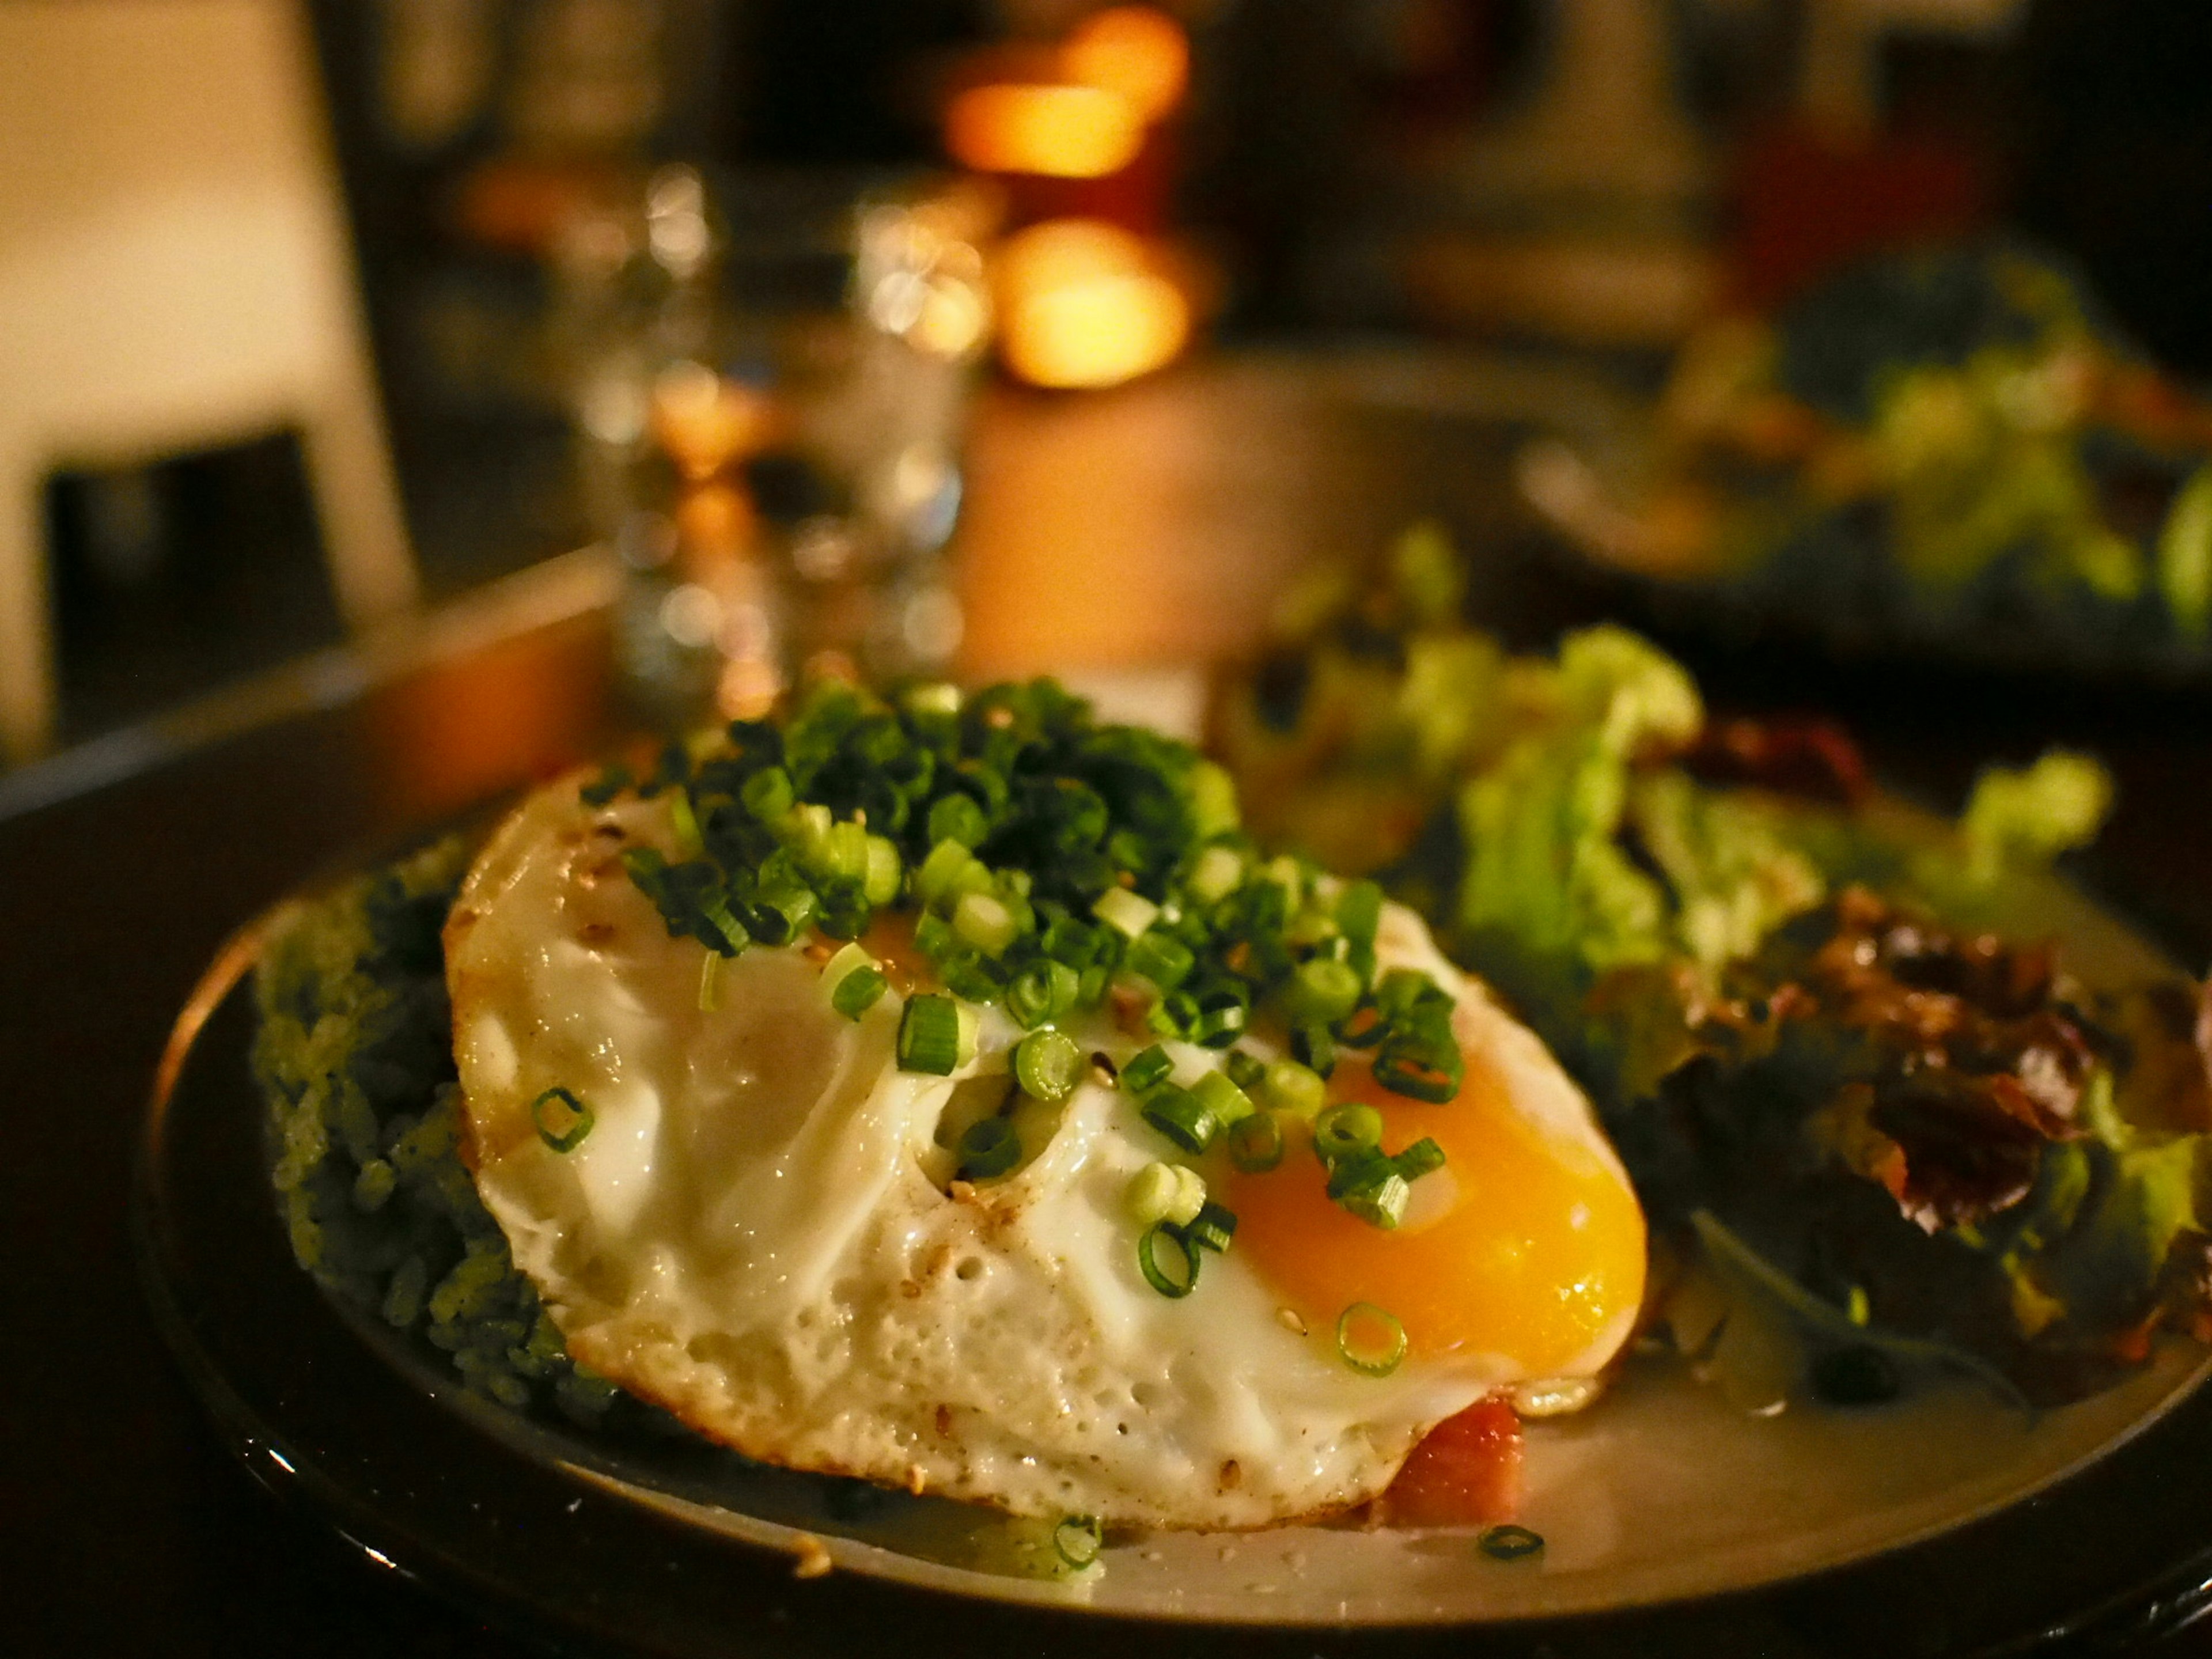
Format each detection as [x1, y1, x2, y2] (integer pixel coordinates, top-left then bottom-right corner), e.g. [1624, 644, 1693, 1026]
[817, 819, 869, 884]
[1478, 1525, 1545, 1562]
[897, 994, 972, 1075]
[1395, 1137, 1446, 1180]
[1190, 1069, 1255, 1129]
[1126, 1161, 1206, 1228]
[916, 839, 979, 907]
[1185, 844, 1245, 905]
[1093, 887, 1159, 938]
[1014, 1028, 1082, 1103]
[1372, 1043, 1463, 1104]
[1006, 960, 1080, 1028]
[698, 948, 722, 1012]
[820, 941, 873, 997]
[903, 681, 961, 717]
[1292, 1022, 1337, 1077]
[957, 1115, 1020, 1180]
[1139, 1084, 1218, 1154]
[531, 1086, 595, 1153]
[1138, 1223, 1200, 1298]
[1053, 1516, 1104, 1571]
[953, 891, 1020, 956]
[1337, 878, 1382, 959]
[666, 787, 704, 859]
[1335, 1302, 1407, 1376]
[1120, 1044, 1175, 1096]
[1145, 989, 1199, 1041]
[832, 965, 888, 1020]
[1188, 999, 1247, 1048]
[1335, 1164, 1409, 1230]
[1261, 1058, 1327, 1120]
[1228, 1109, 1287, 1173]
[741, 766, 792, 821]
[1189, 760, 1238, 839]
[1125, 1162, 1179, 1226]
[1224, 1049, 1268, 1093]
[929, 792, 989, 849]
[863, 836, 903, 906]
[1183, 1199, 1237, 1254]
[1313, 1103, 1384, 1162]
[1334, 1004, 1389, 1050]
[1288, 957, 1363, 1025]
[1263, 855, 1304, 908]
[1123, 929, 1195, 991]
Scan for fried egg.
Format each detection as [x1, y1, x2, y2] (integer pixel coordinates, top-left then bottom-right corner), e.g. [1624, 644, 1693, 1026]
[445, 777, 1643, 1531]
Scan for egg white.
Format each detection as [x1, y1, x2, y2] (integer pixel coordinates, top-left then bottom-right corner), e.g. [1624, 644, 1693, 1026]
[445, 776, 1637, 1529]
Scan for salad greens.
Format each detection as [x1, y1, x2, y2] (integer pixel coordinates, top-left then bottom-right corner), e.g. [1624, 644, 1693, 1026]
[1624, 243, 2212, 669]
[1215, 526, 2212, 1406]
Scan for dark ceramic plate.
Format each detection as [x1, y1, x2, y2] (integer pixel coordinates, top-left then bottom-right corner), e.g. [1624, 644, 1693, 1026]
[135, 899, 2212, 1659]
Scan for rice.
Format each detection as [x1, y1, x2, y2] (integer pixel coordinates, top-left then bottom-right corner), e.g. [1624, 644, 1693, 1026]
[249, 835, 619, 1423]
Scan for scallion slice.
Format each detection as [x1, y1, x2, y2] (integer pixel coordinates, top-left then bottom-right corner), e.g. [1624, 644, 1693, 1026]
[831, 965, 888, 1020]
[1183, 1199, 1237, 1254]
[897, 994, 972, 1075]
[1006, 960, 1080, 1028]
[1478, 1525, 1546, 1562]
[957, 1115, 1020, 1180]
[1288, 957, 1362, 1025]
[1338, 1167, 1409, 1230]
[666, 787, 705, 859]
[1185, 844, 1245, 905]
[1190, 1069, 1255, 1129]
[1334, 1003, 1388, 1050]
[1261, 1058, 1326, 1120]
[1395, 1137, 1446, 1180]
[1013, 1028, 1082, 1103]
[928, 791, 988, 849]
[1138, 1223, 1200, 1298]
[1224, 1049, 1268, 1093]
[1373, 1043, 1463, 1104]
[741, 765, 792, 821]
[1292, 1022, 1337, 1077]
[1337, 878, 1382, 958]
[862, 835, 903, 907]
[531, 1086, 595, 1153]
[1093, 887, 1159, 938]
[1123, 929, 1195, 990]
[1227, 1109, 1286, 1174]
[1120, 1044, 1174, 1096]
[1139, 1084, 1219, 1154]
[1335, 1301, 1407, 1376]
[953, 890, 1019, 956]
[1313, 1103, 1383, 1162]
[1053, 1516, 1104, 1571]
[1126, 1161, 1206, 1228]
[697, 948, 722, 1012]
[916, 839, 978, 907]
[1188, 999, 1247, 1048]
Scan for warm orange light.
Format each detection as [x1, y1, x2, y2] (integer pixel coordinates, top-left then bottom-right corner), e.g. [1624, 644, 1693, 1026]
[997, 219, 1190, 389]
[945, 82, 1145, 179]
[1063, 6, 1188, 124]
[651, 362, 771, 481]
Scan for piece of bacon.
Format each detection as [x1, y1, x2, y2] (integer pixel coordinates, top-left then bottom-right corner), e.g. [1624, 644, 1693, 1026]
[1379, 1393, 1523, 1528]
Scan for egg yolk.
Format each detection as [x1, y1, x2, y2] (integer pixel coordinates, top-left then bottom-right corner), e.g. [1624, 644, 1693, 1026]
[1225, 1052, 1646, 1374]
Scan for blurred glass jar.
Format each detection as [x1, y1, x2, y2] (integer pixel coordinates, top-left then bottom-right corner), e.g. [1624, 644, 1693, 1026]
[554, 165, 995, 725]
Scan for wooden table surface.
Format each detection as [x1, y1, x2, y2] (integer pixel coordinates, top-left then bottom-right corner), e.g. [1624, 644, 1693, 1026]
[6, 349, 2210, 1657]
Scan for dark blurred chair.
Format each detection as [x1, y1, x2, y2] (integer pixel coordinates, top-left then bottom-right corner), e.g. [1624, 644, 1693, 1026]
[0, 0, 417, 764]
